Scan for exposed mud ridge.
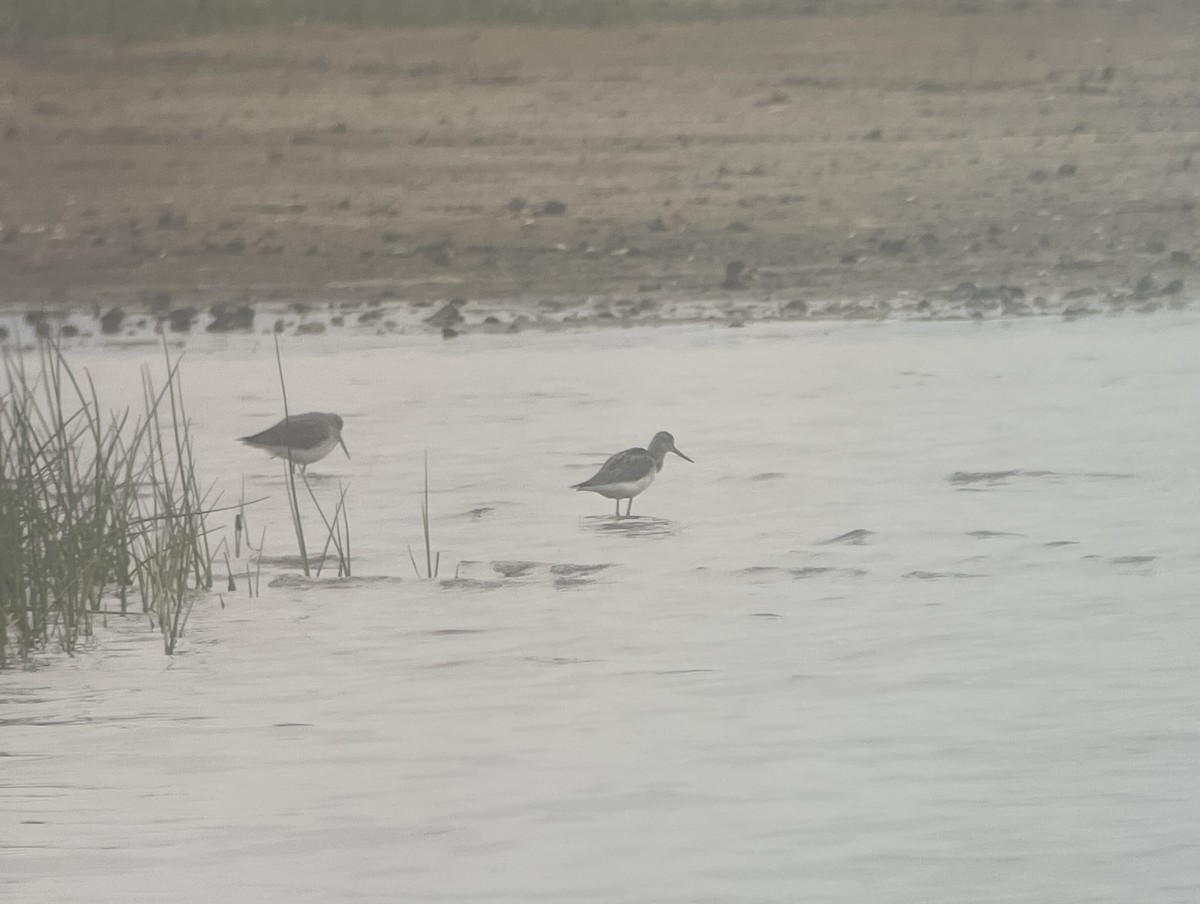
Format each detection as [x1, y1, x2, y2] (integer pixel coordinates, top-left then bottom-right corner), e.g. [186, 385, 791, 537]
[1, 280, 1194, 344]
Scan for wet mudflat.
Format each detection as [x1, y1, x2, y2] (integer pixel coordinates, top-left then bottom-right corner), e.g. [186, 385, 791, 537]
[1, 3, 1198, 318]
[2, 313, 1199, 902]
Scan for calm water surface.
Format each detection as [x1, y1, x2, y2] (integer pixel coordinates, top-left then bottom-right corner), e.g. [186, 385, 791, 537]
[3, 316, 1199, 903]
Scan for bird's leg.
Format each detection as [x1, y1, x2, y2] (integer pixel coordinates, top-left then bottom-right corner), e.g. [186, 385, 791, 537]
[614, 498, 621, 518]
[626, 498, 633, 517]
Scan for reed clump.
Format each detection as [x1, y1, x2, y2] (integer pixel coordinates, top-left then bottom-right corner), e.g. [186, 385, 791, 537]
[0, 340, 214, 666]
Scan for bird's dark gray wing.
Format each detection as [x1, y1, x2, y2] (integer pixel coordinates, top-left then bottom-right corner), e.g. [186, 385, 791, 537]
[574, 447, 653, 487]
[241, 415, 328, 448]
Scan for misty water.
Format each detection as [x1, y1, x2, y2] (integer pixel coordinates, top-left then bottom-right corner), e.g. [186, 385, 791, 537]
[3, 314, 1199, 902]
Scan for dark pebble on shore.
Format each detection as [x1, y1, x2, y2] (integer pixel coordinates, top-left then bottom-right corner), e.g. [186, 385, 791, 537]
[100, 307, 124, 335]
[207, 304, 254, 332]
[425, 301, 465, 328]
[167, 307, 197, 332]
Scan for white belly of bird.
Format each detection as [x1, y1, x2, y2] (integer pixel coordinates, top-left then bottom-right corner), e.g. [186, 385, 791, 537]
[264, 435, 339, 465]
[585, 470, 656, 500]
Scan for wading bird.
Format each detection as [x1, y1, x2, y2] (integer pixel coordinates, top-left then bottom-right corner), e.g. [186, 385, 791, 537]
[572, 431, 693, 517]
[239, 412, 349, 473]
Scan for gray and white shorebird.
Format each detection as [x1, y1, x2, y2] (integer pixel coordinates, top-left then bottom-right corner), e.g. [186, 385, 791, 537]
[238, 412, 349, 472]
[571, 431, 693, 517]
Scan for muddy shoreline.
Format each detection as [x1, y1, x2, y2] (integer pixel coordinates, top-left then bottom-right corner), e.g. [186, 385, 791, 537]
[1, 1, 1196, 337]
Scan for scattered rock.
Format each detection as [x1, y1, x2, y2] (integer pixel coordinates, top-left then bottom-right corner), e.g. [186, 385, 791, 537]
[167, 307, 197, 332]
[425, 300, 465, 329]
[863, 128, 883, 141]
[947, 281, 978, 301]
[442, 327, 460, 339]
[781, 299, 808, 317]
[336, 197, 351, 210]
[1134, 274, 1158, 298]
[1028, 168, 1049, 182]
[1000, 297, 1030, 316]
[99, 307, 124, 335]
[1161, 278, 1184, 295]
[820, 529, 874, 545]
[506, 197, 526, 213]
[330, 121, 348, 134]
[296, 321, 326, 335]
[879, 238, 907, 255]
[1057, 163, 1077, 177]
[1169, 250, 1191, 265]
[207, 304, 254, 332]
[536, 200, 567, 216]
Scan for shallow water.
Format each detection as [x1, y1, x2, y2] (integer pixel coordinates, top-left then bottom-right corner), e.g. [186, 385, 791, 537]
[3, 315, 1200, 903]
